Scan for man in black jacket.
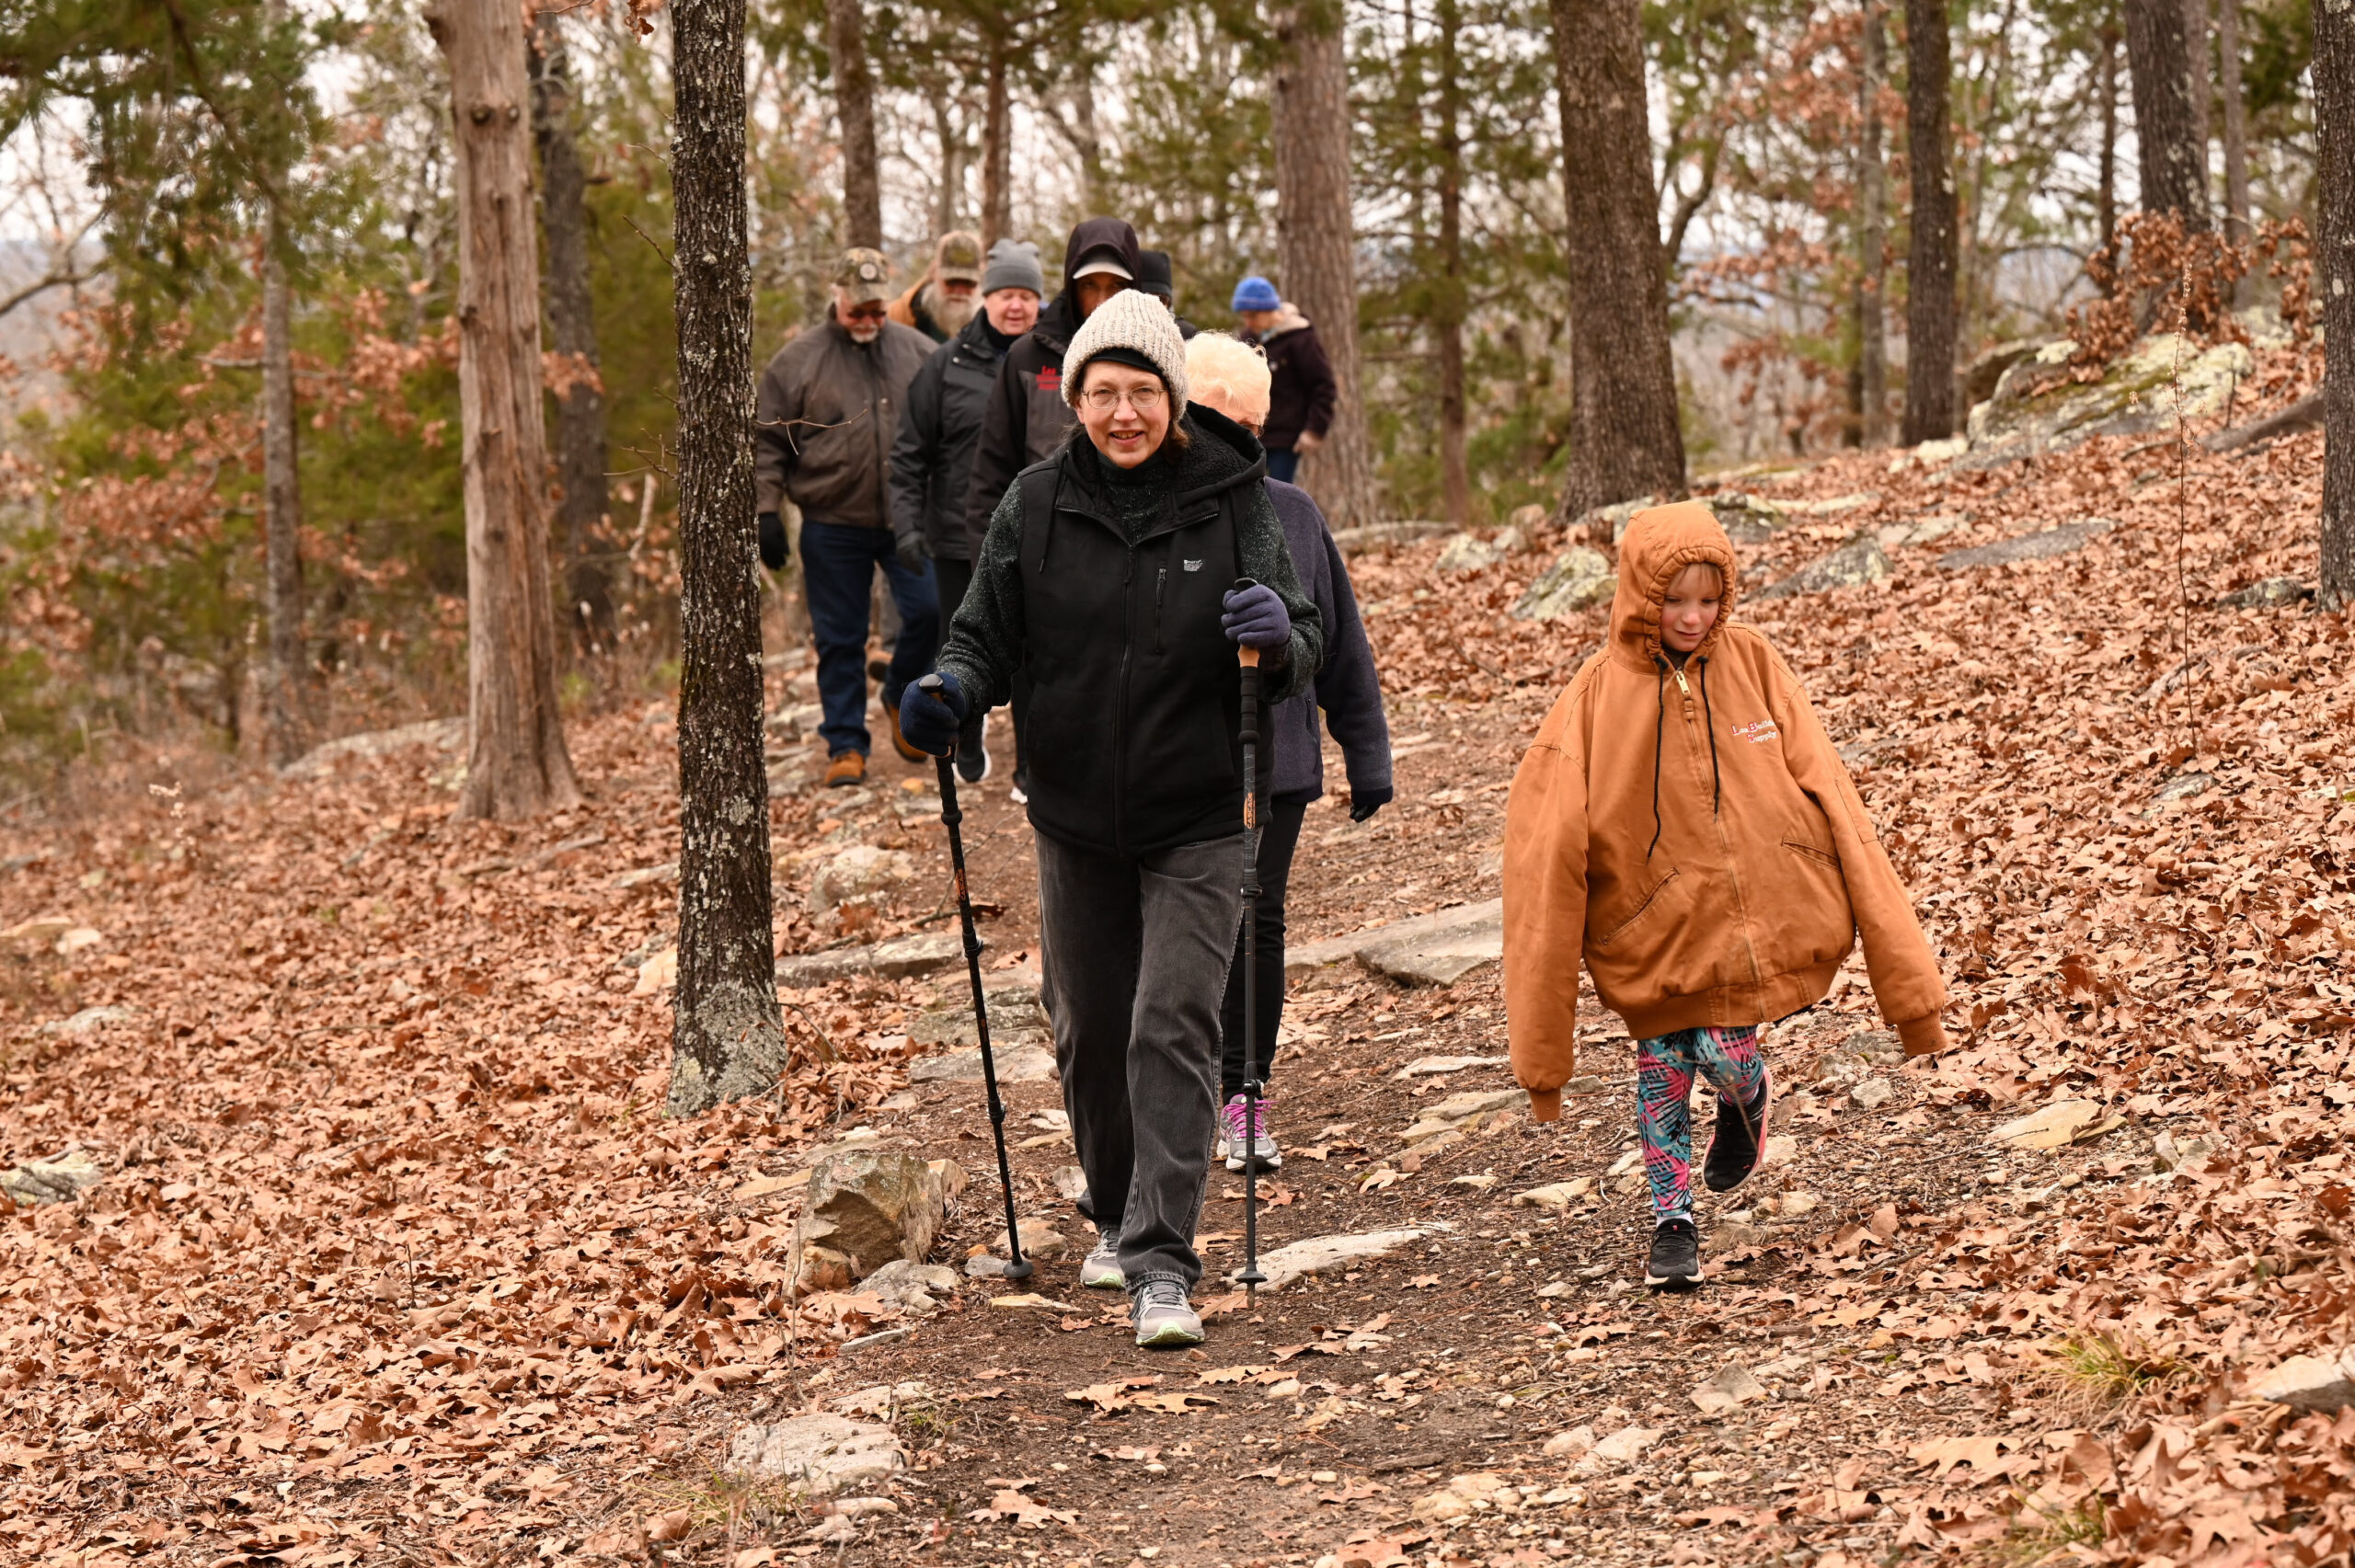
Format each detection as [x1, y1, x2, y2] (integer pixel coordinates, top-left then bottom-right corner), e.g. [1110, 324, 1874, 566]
[959, 217, 1142, 559]
[754, 248, 936, 788]
[887, 239, 1042, 782]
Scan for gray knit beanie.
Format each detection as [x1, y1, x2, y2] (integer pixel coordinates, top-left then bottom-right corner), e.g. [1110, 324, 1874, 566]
[1062, 288, 1189, 421]
[980, 238, 1045, 296]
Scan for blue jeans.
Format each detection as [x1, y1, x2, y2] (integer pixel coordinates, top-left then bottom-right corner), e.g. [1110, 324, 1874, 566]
[1265, 447, 1300, 484]
[799, 520, 938, 758]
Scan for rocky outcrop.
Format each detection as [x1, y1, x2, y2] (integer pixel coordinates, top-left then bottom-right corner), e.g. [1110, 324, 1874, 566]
[1510, 547, 1614, 621]
[783, 1150, 961, 1295]
[1961, 335, 2251, 471]
[1752, 534, 1890, 600]
[1936, 517, 2116, 571]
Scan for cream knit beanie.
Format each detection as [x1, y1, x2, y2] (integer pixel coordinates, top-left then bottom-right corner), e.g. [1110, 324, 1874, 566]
[1061, 288, 1189, 421]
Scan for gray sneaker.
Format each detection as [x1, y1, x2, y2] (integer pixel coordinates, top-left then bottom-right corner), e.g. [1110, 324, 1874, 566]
[1132, 1280, 1203, 1347]
[1080, 1227, 1124, 1289]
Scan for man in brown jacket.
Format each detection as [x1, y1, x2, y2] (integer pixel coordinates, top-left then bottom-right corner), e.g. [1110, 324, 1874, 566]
[755, 248, 936, 787]
[1502, 500, 1948, 1288]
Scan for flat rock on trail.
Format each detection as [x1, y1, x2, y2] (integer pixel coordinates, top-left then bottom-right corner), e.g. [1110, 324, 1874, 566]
[5, 356, 2355, 1566]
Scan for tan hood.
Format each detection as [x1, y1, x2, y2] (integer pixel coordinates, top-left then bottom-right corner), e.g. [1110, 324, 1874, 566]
[1606, 500, 1739, 671]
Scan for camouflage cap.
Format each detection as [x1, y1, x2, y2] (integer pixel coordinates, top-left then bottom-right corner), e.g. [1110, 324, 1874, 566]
[934, 230, 984, 283]
[833, 247, 891, 304]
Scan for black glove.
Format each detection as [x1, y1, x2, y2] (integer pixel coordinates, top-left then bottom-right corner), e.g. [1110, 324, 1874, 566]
[757, 511, 788, 570]
[1350, 784, 1393, 823]
[895, 532, 931, 575]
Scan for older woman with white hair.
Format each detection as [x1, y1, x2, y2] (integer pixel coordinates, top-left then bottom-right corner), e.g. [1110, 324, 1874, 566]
[1183, 331, 1394, 1174]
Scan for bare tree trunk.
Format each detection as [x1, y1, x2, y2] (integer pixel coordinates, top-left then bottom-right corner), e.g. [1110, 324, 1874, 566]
[530, 11, 615, 659]
[2186, 0, 2211, 197]
[1435, 0, 1471, 527]
[668, 0, 789, 1116]
[1546, 0, 1685, 515]
[261, 221, 306, 767]
[2219, 0, 2250, 246]
[982, 40, 1012, 247]
[1858, 1, 1889, 448]
[427, 0, 583, 821]
[1272, 1, 1380, 529]
[2125, 0, 2212, 228]
[927, 85, 964, 235]
[826, 0, 883, 249]
[2098, 22, 2120, 255]
[2318, 0, 2355, 609]
[1901, 0, 1959, 443]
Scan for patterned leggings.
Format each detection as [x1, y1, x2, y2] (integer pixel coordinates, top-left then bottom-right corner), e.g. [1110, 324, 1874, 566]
[1637, 1026, 1764, 1225]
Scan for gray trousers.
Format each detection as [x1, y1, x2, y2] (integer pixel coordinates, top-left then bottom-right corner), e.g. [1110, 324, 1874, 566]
[1035, 829, 1243, 1295]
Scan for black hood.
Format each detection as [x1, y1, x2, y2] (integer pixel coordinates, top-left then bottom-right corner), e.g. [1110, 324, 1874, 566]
[1033, 216, 1143, 355]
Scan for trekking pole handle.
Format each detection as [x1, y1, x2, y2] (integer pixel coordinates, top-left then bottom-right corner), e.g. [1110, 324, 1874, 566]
[1231, 578, 1261, 669]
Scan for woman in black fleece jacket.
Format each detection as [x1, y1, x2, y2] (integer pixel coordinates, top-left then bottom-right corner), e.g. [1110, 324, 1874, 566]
[900, 290, 1320, 1350]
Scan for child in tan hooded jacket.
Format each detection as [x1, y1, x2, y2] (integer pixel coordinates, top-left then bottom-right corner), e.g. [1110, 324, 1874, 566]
[1501, 500, 1948, 1288]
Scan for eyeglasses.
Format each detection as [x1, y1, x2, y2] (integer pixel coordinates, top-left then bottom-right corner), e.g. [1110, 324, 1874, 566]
[1081, 384, 1164, 414]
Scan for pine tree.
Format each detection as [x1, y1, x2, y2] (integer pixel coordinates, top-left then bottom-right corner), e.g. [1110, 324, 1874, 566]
[2317, 0, 2355, 609]
[1901, 0, 1959, 444]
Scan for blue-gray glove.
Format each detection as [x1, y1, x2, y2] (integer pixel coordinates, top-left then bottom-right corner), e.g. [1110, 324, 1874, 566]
[1350, 784, 1393, 823]
[1220, 582, 1291, 649]
[899, 672, 967, 756]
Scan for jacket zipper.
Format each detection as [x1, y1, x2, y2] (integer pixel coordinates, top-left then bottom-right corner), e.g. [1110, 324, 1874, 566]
[1113, 542, 1135, 859]
[1678, 656, 1765, 991]
[1154, 565, 1167, 653]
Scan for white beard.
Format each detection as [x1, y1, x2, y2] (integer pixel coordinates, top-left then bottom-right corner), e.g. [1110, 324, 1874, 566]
[925, 282, 977, 334]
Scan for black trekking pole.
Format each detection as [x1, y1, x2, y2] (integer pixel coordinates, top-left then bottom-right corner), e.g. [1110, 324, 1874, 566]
[916, 673, 1031, 1281]
[1231, 582, 1269, 1300]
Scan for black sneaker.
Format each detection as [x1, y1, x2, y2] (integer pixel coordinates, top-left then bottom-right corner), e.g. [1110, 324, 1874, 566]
[1645, 1218, 1702, 1291]
[1703, 1067, 1773, 1193]
[955, 730, 991, 784]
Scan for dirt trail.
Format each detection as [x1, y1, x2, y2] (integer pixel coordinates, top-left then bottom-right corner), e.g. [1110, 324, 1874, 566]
[5, 357, 2355, 1566]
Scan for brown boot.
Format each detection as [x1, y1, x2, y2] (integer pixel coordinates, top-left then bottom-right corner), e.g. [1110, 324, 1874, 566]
[884, 700, 927, 763]
[824, 750, 867, 788]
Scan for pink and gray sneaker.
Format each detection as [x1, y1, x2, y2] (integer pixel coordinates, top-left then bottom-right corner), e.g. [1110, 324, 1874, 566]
[1217, 1093, 1281, 1172]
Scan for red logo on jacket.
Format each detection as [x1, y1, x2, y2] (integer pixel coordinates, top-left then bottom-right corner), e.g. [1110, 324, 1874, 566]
[1035, 367, 1061, 394]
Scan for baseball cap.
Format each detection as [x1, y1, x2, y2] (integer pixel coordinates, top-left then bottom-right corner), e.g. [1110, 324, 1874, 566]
[1071, 246, 1134, 281]
[935, 231, 983, 284]
[833, 247, 892, 305]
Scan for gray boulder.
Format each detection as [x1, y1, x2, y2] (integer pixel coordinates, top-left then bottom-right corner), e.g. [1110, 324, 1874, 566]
[1937, 517, 2117, 571]
[1752, 534, 1890, 601]
[784, 1149, 954, 1295]
[2220, 577, 2313, 609]
[1, 1149, 102, 1206]
[1962, 335, 2251, 470]
[1511, 548, 1614, 621]
[907, 1044, 1057, 1084]
[727, 1414, 905, 1494]
[1435, 532, 1504, 573]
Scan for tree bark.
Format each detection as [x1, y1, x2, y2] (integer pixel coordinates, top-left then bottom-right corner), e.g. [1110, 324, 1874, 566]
[427, 0, 583, 821]
[2218, 0, 2249, 245]
[2125, 0, 2212, 228]
[927, 85, 964, 236]
[1901, 0, 1959, 444]
[1546, 0, 1686, 515]
[261, 220, 306, 767]
[826, 0, 883, 249]
[529, 9, 615, 658]
[2098, 22, 2120, 255]
[1857, 2, 1889, 448]
[667, 0, 789, 1115]
[1434, 0, 1471, 527]
[1272, 1, 1380, 529]
[982, 39, 1011, 247]
[2317, 0, 2355, 609]
[2186, 0, 2211, 176]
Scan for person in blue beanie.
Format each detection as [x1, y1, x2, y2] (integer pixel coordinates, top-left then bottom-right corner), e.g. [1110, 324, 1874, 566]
[1231, 275, 1338, 485]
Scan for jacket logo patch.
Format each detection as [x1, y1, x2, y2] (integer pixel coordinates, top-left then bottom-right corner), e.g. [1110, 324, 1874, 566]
[1732, 718, 1781, 746]
[1183, 559, 1203, 572]
[1035, 367, 1061, 393]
